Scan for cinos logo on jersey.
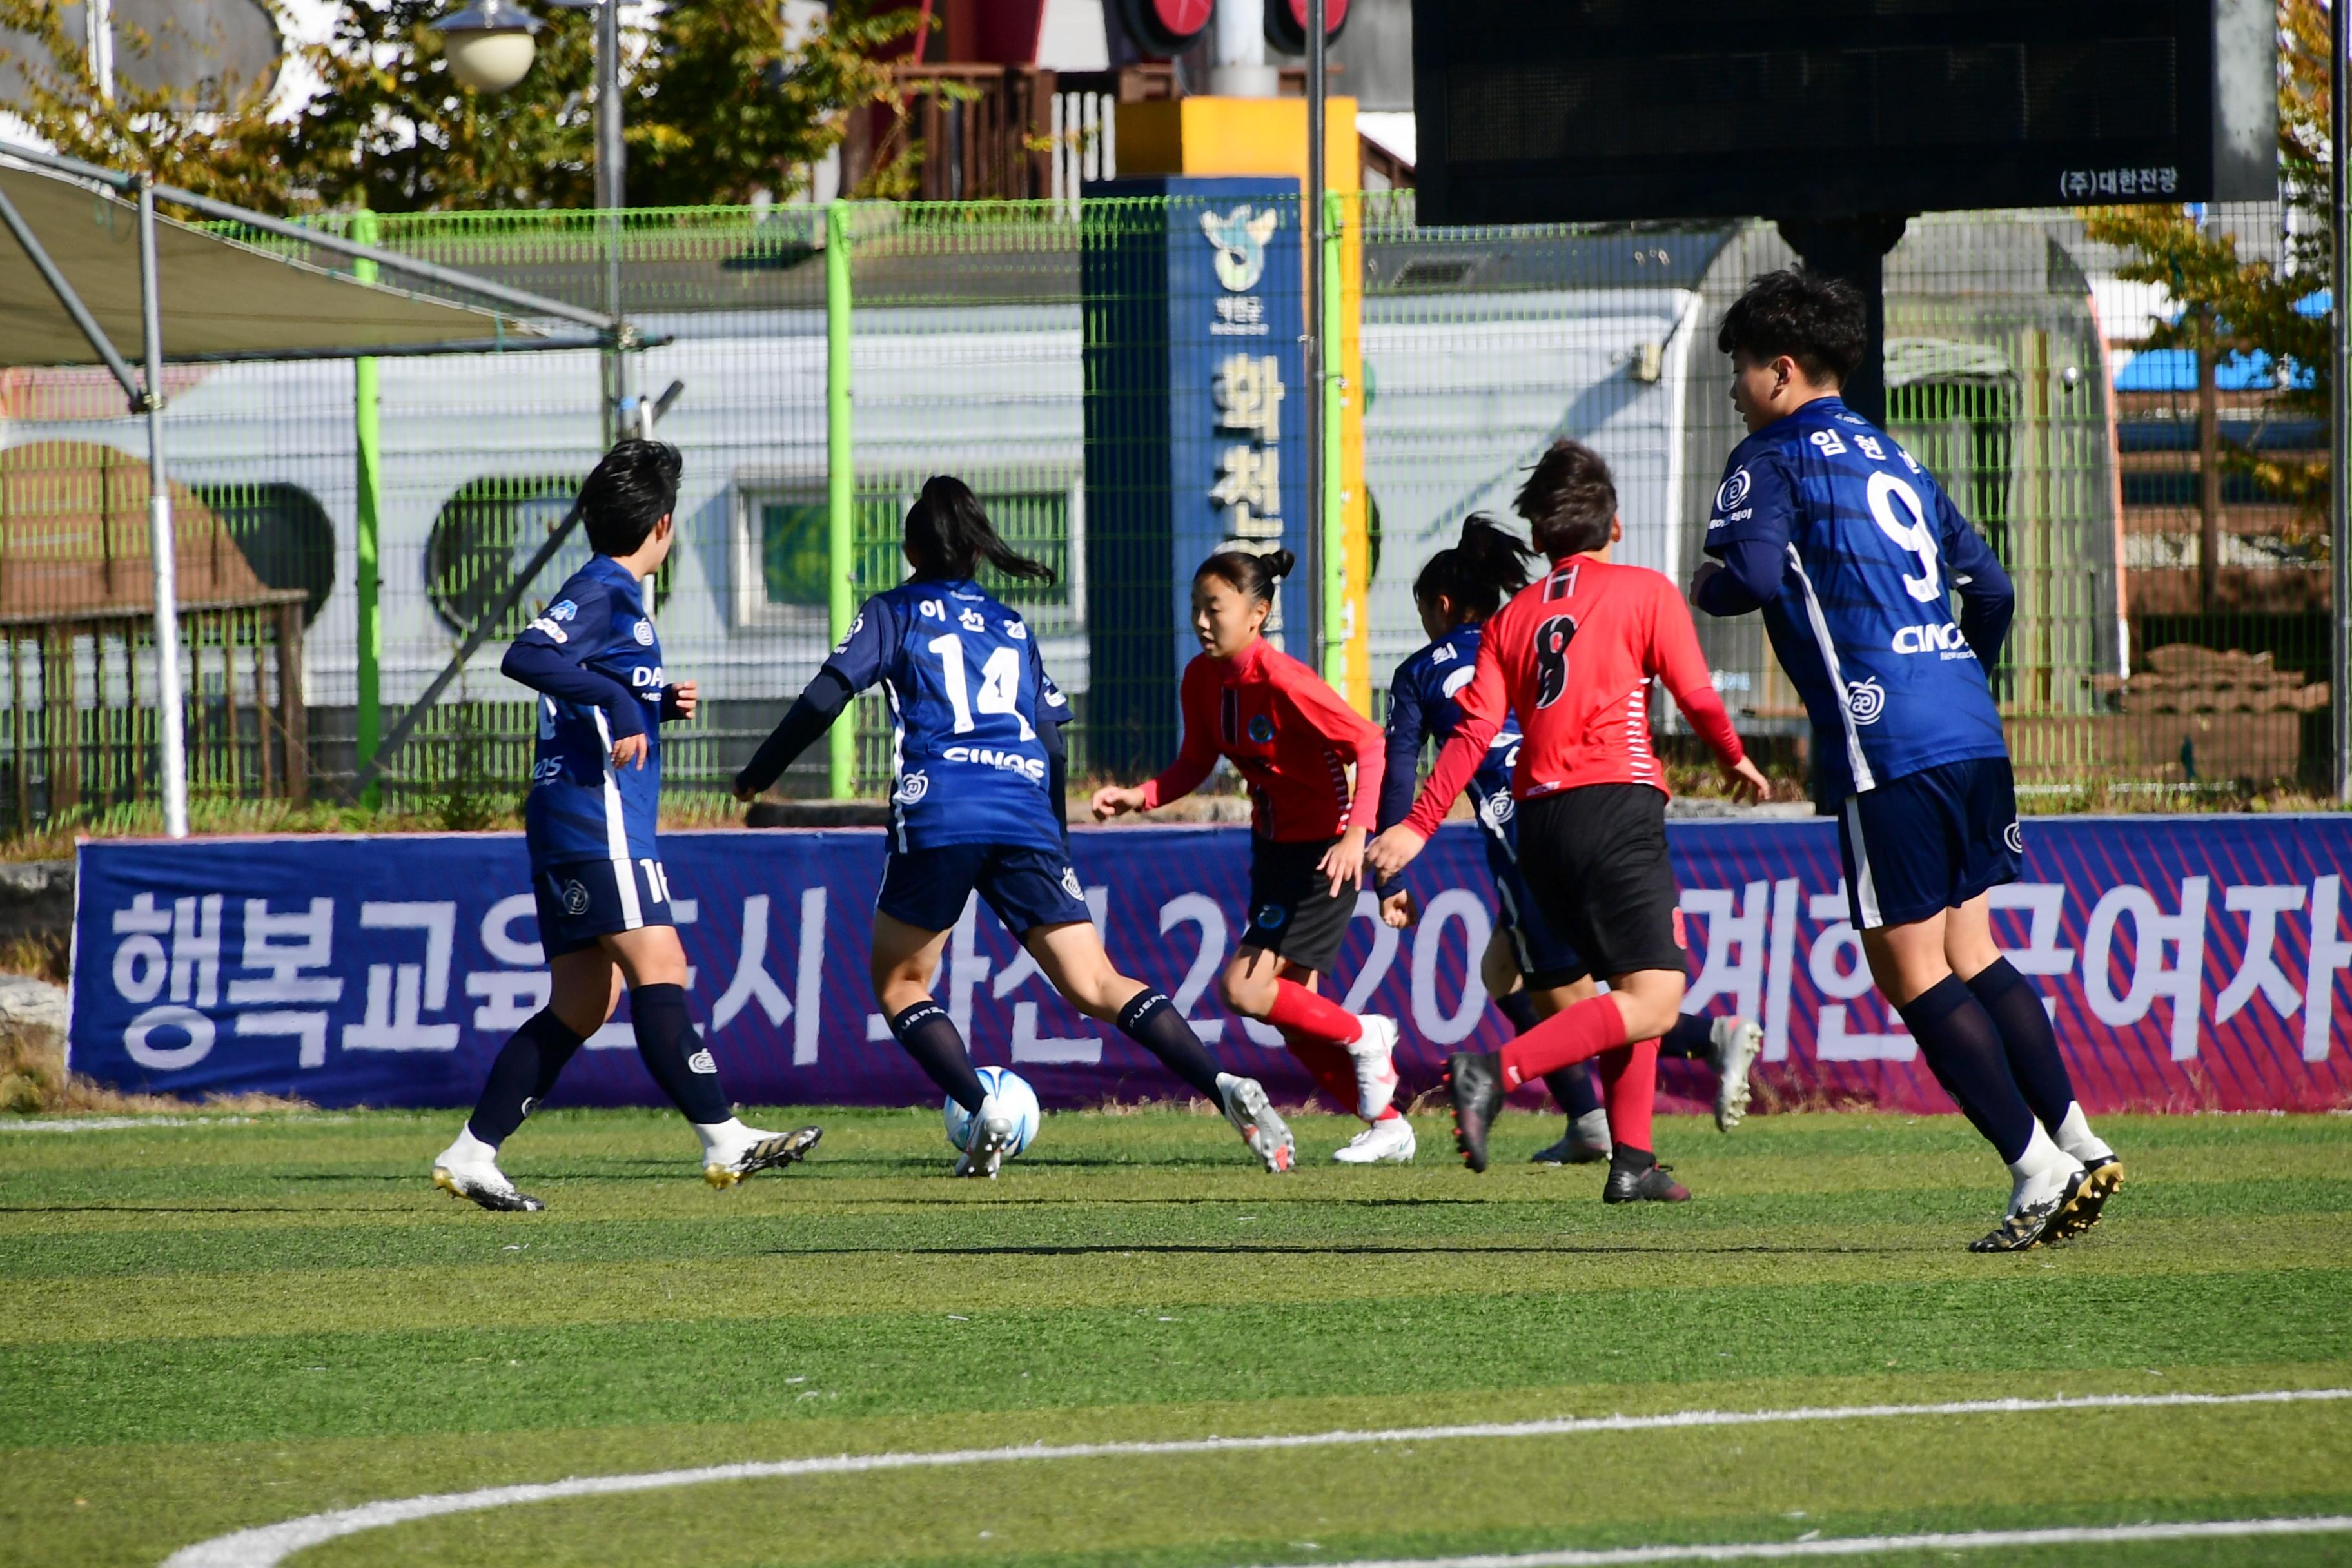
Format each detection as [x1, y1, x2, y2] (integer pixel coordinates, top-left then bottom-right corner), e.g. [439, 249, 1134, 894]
[943, 745, 1047, 781]
[1891, 622, 1975, 660]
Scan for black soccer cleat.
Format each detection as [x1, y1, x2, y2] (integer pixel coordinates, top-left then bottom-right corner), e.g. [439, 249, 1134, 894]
[2046, 1154, 2122, 1240]
[1969, 1166, 2088, 1253]
[1446, 1051, 1505, 1173]
[1602, 1162, 1690, 1203]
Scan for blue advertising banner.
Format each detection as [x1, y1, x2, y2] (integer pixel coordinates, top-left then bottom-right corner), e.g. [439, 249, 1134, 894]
[1081, 177, 1309, 772]
[69, 818, 2352, 1114]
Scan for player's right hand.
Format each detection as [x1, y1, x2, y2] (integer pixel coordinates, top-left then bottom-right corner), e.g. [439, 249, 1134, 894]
[1090, 784, 1145, 821]
[1723, 755, 1771, 803]
[1379, 888, 1418, 929]
[611, 732, 649, 770]
[732, 774, 759, 804]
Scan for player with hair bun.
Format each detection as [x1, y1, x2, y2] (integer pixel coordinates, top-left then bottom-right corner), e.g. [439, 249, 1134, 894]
[1093, 547, 1406, 1161]
[737, 477, 1295, 1178]
[1378, 515, 1765, 1168]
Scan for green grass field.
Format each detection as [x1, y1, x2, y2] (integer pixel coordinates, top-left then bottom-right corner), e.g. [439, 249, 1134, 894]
[2, 1106, 2347, 1568]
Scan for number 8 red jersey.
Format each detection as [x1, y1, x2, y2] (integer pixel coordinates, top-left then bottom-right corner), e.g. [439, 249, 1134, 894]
[1401, 554, 1744, 836]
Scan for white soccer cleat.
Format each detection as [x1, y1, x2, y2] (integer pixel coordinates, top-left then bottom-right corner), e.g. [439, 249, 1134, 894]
[703, 1124, 823, 1189]
[1332, 1116, 1416, 1164]
[430, 1147, 544, 1213]
[954, 1099, 1016, 1179]
[1973, 1157, 2090, 1253]
[1218, 1074, 1296, 1173]
[1710, 1016, 1765, 1132]
[1345, 1015, 1403, 1121]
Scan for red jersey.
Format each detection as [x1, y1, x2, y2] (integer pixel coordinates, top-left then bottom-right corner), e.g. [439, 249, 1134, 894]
[1403, 554, 1741, 836]
[1144, 638, 1385, 843]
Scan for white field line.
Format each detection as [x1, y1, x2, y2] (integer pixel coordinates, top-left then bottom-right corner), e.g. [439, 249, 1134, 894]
[1244, 1516, 2352, 1567]
[162, 1387, 2352, 1568]
[0, 1115, 355, 1133]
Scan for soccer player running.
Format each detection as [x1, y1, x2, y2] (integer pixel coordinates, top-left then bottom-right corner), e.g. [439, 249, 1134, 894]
[1376, 516, 1766, 1170]
[1092, 548, 1407, 1164]
[1368, 441, 1769, 1202]
[735, 478, 1295, 1178]
[433, 441, 819, 1212]
[1690, 268, 2121, 1251]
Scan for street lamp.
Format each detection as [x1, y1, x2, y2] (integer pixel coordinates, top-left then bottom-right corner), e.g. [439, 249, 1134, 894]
[433, 0, 544, 93]
[433, 0, 631, 439]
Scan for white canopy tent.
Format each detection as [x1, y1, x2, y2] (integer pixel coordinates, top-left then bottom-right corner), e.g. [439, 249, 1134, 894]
[0, 141, 636, 835]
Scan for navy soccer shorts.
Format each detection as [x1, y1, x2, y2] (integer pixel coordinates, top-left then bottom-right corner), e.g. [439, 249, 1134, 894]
[877, 841, 1092, 936]
[1487, 839, 1589, 990]
[1239, 834, 1356, 977]
[534, 856, 677, 959]
[1837, 756, 2023, 930]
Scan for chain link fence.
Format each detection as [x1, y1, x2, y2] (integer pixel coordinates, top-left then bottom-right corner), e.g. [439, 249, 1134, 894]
[0, 193, 2335, 834]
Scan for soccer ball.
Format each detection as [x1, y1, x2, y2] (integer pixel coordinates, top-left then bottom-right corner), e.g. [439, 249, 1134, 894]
[942, 1066, 1042, 1159]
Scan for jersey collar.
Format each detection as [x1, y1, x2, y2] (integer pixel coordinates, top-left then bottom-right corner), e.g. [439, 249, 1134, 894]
[1752, 394, 1849, 442]
[1222, 636, 1271, 680]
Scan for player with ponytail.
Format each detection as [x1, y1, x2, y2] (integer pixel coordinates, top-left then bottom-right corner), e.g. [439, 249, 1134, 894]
[1093, 547, 1405, 1161]
[1378, 516, 1763, 1170]
[738, 478, 1296, 1177]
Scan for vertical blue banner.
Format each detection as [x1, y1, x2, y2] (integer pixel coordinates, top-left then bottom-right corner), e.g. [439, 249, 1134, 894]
[1081, 177, 1308, 773]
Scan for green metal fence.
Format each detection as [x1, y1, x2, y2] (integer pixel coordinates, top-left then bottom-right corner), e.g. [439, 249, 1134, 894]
[0, 193, 2338, 834]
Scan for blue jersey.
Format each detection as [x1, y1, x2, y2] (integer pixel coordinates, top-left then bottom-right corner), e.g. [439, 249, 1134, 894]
[1380, 622, 1523, 854]
[518, 556, 667, 868]
[1705, 397, 2009, 801]
[825, 578, 1069, 853]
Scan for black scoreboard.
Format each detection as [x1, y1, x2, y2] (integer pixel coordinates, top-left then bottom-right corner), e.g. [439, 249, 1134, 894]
[1412, 0, 2278, 225]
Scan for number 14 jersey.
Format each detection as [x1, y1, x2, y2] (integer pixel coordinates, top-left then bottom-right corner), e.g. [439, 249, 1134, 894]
[823, 578, 1071, 853]
[1704, 397, 2008, 802]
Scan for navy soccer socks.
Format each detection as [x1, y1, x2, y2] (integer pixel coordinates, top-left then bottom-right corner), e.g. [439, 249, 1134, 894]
[1966, 957, 2113, 1162]
[890, 999, 990, 1114]
[466, 1007, 586, 1146]
[1658, 1014, 1716, 1059]
[1117, 989, 1227, 1101]
[631, 982, 733, 1126]
[1896, 974, 2072, 1182]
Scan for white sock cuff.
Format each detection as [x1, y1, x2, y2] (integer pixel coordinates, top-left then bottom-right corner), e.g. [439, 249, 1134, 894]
[694, 1117, 748, 1153]
[2007, 1119, 2065, 1181]
[444, 1126, 500, 1164]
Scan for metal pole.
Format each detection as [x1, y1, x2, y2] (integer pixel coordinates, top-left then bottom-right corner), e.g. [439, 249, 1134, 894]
[826, 199, 856, 799]
[353, 206, 385, 810]
[1320, 188, 1344, 692]
[1304, 0, 1326, 676]
[2333, 0, 2350, 801]
[597, 0, 629, 443]
[137, 177, 188, 838]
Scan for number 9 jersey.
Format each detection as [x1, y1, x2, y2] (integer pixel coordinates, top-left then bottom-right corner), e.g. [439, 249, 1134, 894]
[1704, 397, 2008, 803]
[823, 577, 1071, 852]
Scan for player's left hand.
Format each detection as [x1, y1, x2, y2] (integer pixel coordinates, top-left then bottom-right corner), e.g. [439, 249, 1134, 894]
[663, 681, 698, 721]
[1379, 888, 1418, 929]
[611, 732, 649, 770]
[1366, 824, 1427, 881]
[1319, 827, 1368, 897]
[1723, 754, 1771, 803]
[1689, 558, 1724, 600]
